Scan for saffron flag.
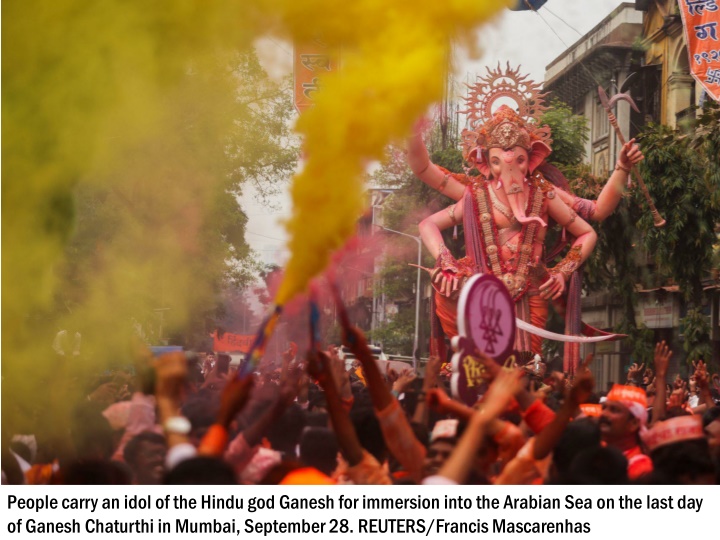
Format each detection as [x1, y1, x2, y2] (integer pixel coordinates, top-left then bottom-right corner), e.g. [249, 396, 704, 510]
[211, 331, 254, 353]
[678, 0, 720, 101]
[293, 38, 339, 114]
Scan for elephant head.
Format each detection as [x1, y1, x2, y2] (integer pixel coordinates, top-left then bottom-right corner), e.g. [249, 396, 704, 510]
[467, 107, 552, 228]
[488, 146, 545, 228]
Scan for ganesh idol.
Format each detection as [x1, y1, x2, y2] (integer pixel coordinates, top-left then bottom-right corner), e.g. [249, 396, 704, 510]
[407, 66, 644, 364]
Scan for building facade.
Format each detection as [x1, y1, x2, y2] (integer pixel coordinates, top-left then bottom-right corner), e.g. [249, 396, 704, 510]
[543, 1, 718, 386]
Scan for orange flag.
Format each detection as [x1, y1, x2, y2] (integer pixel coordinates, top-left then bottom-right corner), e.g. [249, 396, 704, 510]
[678, 0, 720, 101]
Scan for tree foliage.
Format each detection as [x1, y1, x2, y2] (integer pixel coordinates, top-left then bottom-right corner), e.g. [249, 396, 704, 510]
[636, 102, 720, 304]
[541, 99, 589, 177]
[637, 101, 720, 364]
[369, 113, 464, 355]
[542, 99, 657, 364]
[56, 49, 298, 351]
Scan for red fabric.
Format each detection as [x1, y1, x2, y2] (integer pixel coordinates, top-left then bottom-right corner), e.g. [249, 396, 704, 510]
[523, 399, 556, 434]
[434, 291, 459, 338]
[624, 446, 653, 480]
[526, 292, 548, 355]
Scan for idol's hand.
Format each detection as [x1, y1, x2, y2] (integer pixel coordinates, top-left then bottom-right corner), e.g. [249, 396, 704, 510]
[539, 272, 565, 300]
[618, 138, 644, 168]
[432, 268, 459, 297]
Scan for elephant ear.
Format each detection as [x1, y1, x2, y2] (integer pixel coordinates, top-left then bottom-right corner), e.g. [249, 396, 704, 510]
[469, 147, 490, 177]
[528, 140, 552, 173]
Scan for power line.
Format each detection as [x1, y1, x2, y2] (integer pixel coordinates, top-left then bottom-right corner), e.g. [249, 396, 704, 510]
[266, 37, 293, 58]
[526, 4, 661, 136]
[543, 5, 585, 39]
[525, 3, 606, 90]
[246, 230, 286, 242]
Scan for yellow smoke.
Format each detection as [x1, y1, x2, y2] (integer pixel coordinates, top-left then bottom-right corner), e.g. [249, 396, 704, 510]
[2, 1, 507, 434]
[272, 0, 509, 304]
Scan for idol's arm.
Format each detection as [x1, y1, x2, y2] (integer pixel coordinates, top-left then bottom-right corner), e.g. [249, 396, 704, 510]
[418, 199, 466, 297]
[541, 196, 597, 300]
[407, 125, 465, 201]
[418, 198, 465, 258]
[557, 138, 645, 222]
[593, 138, 644, 220]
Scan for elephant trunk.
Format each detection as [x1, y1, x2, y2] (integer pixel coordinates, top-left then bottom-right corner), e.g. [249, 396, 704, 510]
[506, 186, 546, 228]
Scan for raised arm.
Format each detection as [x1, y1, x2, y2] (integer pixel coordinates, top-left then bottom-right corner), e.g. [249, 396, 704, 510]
[593, 137, 644, 221]
[344, 325, 427, 481]
[652, 341, 672, 425]
[692, 360, 714, 413]
[154, 352, 191, 449]
[307, 350, 364, 466]
[433, 368, 522, 484]
[407, 124, 465, 201]
[555, 138, 644, 222]
[532, 356, 594, 461]
[412, 355, 442, 426]
[418, 198, 465, 259]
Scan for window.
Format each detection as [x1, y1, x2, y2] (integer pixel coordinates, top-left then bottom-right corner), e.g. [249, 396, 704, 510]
[593, 100, 609, 141]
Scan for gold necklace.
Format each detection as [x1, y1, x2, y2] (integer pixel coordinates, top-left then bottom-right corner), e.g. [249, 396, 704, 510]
[488, 185, 515, 222]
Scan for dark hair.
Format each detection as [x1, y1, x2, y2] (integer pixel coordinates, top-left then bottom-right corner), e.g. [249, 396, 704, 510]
[702, 406, 720, 428]
[350, 408, 386, 463]
[123, 431, 166, 466]
[216, 354, 231, 374]
[665, 406, 691, 419]
[553, 418, 602, 477]
[182, 394, 220, 431]
[307, 386, 327, 411]
[565, 446, 629, 484]
[164, 456, 236, 484]
[63, 459, 131, 484]
[650, 439, 715, 484]
[305, 411, 330, 428]
[266, 404, 307, 454]
[299, 427, 339, 476]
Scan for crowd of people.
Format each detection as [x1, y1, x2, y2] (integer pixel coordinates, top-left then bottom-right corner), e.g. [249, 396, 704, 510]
[3, 329, 719, 485]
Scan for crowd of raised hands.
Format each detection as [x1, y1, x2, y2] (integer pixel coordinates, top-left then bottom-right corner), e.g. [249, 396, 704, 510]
[3, 329, 719, 486]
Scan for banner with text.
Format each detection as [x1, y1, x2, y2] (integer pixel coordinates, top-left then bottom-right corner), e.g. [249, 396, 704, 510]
[293, 38, 339, 114]
[678, 0, 720, 101]
[211, 331, 254, 353]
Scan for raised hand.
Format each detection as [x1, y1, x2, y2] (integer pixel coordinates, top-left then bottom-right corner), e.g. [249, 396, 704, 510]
[653, 341, 672, 379]
[567, 369, 594, 409]
[306, 349, 330, 384]
[479, 368, 523, 422]
[328, 349, 352, 399]
[692, 359, 709, 390]
[154, 352, 188, 402]
[392, 369, 418, 394]
[627, 362, 644, 384]
[618, 138, 644, 168]
[423, 355, 443, 390]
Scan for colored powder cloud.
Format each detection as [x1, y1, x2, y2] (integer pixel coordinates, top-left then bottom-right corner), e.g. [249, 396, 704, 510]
[2, 1, 508, 433]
